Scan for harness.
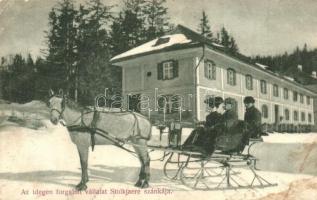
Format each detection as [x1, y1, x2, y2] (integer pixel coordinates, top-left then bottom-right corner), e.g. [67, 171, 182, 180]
[49, 98, 144, 155]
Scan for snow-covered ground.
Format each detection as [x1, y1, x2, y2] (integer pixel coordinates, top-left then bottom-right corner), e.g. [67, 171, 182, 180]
[0, 101, 317, 200]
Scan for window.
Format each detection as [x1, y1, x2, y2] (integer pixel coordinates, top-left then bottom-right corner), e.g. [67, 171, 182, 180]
[205, 95, 214, 111]
[284, 109, 290, 121]
[204, 60, 216, 80]
[293, 91, 298, 102]
[283, 88, 289, 100]
[308, 113, 312, 123]
[245, 74, 253, 90]
[260, 80, 267, 94]
[273, 84, 279, 97]
[227, 68, 236, 86]
[163, 61, 173, 80]
[301, 112, 306, 122]
[262, 105, 268, 119]
[300, 94, 304, 103]
[307, 96, 311, 105]
[294, 111, 298, 121]
[157, 60, 179, 80]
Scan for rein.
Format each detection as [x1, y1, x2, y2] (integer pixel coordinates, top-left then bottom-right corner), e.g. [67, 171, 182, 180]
[50, 108, 65, 120]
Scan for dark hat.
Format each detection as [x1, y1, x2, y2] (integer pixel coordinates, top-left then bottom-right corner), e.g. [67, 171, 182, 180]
[205, 96, 223, 108]
[215, 96, 224, 105]
[244, 96, 255, 104]
[224, 97, 236, 105]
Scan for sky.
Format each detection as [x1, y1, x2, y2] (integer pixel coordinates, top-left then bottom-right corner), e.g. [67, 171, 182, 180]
[0, 0, 317, 58]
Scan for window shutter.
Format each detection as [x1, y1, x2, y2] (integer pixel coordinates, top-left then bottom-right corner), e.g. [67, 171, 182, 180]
[157, 62, 163, 80]
[233, 70, 236, 85]
[204, 60, 208, 78]
[173, 60, 179, 78]
[212, 65, 216, 80]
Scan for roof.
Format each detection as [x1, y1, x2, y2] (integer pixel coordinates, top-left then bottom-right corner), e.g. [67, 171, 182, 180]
[305, 85, 317, 93]
[110, 25, 223, 63]
[111, 33, 195, 61]
[110, 24, 317, 95]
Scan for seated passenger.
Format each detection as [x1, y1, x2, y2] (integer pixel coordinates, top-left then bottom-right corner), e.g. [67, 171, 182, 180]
[201, 96, 224, 153]
[205, 96, 224, 129]
[214, 98, 245, 153]
[217, 97, 239, 135]
[182, 97, 223, 154]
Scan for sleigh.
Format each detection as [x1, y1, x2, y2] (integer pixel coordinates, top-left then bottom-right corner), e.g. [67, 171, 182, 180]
[148, 121, 277, 190]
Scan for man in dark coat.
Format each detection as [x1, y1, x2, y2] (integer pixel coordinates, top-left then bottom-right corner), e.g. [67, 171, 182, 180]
[221, 97, 239, 134]
[244, 96, 262, 138]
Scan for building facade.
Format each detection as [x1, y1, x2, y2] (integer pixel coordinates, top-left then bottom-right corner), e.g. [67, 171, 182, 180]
[111, 25, 316, 132]
[305, 84, 317, 131]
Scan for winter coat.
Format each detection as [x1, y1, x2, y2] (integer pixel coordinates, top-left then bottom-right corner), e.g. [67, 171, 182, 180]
[205, 111, 222, 128]
[244, 106, 262, 138]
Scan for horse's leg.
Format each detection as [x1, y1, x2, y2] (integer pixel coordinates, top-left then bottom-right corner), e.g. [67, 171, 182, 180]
[132, 138, 150, 188]
[76, 144, 89, 191]
[133, 146, 145, 187]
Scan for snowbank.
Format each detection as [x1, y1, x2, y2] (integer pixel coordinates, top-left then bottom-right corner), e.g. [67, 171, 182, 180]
[249, 133, 317, 176]
[0, 121, 78, 172]
[262, 133, 317, 144]
[0, 100, 49, 129]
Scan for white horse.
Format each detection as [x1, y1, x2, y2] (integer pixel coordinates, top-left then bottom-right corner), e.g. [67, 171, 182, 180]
[48, 90, 152, 190]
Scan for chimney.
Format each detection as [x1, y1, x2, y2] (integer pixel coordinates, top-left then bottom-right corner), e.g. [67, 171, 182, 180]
[312, 71, 317, 79]
[297, 65, 303, 71]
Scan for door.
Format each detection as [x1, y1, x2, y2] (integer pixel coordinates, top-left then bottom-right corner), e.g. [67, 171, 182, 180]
[274, 105, 279, 124]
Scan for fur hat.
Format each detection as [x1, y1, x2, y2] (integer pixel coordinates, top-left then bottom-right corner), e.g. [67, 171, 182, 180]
[244, 96, 255, 104]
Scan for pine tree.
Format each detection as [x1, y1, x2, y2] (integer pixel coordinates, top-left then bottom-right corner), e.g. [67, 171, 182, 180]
[229, 37, 239, 54]
[110, 0, 170, 55]
[109, 0, 146, 55]
[45, 0, 77, 93]
[220, 26, 230, 49]
[198, 11, 213, 40]
[76, 0, 117, 105]
[109, 12, 126, 55]
[143, 0, 169, 40]
[219, 26, 239, 54]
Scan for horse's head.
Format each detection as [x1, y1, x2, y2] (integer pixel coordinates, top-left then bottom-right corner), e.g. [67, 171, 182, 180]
[48, 89, 65, 125]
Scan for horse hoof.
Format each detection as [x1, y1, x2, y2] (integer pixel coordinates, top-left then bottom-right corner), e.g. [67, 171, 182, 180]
[140, 181, 149, 188]
[75, 183, 87, 191]
[134, 180, 142, 187]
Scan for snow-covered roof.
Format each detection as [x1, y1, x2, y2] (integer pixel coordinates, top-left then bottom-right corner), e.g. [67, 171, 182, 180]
[283, 76, 295, 82]
[111, 34, 193, 62]
[211, 42, 224, 48]
[255, 63, 269, 70]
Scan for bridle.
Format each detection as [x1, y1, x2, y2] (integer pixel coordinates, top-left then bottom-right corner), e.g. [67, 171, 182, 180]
[49, 96, 66, 122]
[50, 108, 65, 120]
